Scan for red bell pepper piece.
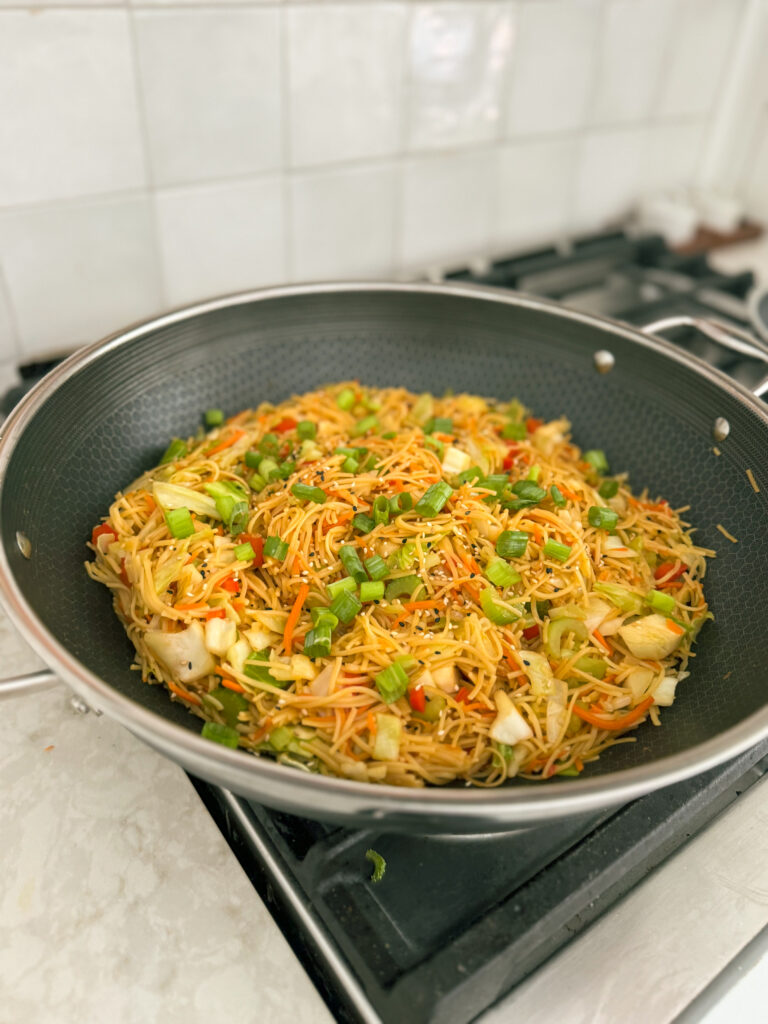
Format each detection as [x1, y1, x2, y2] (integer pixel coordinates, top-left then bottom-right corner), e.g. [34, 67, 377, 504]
[239, 534, 264, 567]
[274, 417, 297, 434]
[407, 687, 426, 713]
[526, 417, 543, 433]
[220, 576, 240, 593]
[455, 686, 471, 703]
[654, 561, 685, 582]
[523, 623, 540, 641]
[91, 523, 117, 547]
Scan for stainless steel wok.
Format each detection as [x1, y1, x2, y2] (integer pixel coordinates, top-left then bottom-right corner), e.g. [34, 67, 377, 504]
[1, 282, 767, 832]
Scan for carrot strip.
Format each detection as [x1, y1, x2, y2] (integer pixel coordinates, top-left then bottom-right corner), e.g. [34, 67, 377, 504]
[220, 678, 246, 694]
[367, 712, 377, 735]
[666, 619, 685, 636]
[573, 695, 654, 731]
[403, 600, 444, 613]
[558, 486, 579, 501]
[593, 628, 612, 653]
[167, 681, 201, 706]
[284, 582, 310, 654]
[205, 428, 246, 457]
[175, 602, 208, 612]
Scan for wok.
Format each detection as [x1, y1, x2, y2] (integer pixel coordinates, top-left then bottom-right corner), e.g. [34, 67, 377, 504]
[1, 282, 768, 832]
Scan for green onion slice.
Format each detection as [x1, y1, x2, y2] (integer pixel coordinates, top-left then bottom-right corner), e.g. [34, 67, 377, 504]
[234, 541, 255, 562]
[365, 848, 386, 884]
[583, 449, 609, 474]
[326, 576, 357, 600]
[204, 409, 224, 427]
[336, 387, 356, 411]
[588, 506, 619, 530]
[311, 607, 339, 629]
[303, 625, 332, 658]
[264, 535, 289, 560]
[389, 492, 413, 514]
[329, 589, 362, 623]
[646, 589, 676, 615]
[352, 512, 375, 534]
[339, 544, 367, 583]
[550, 484, 567, 507]
[375, 660, 410, 703]
[484, 558, 521, 588]
[360, 580, 385, 603]
[543, 539, 572, 562]
[496, 530, 528, 559]
[372, 495, 390, 526]
[599, 479, 619, 499]
[480, 589, 521, 625]
[384, 575, 423, 601]
[201, 721, 239, 748]
[165, 507, 195, 539]
[511, 480, 547, 502]
[414, 481, 453, 518]
[351, 414, 379, 437]
[364, 554, 389, 581]
[501, 421, 526, 440]
[297, 420, 317, 440]
[160, 438, 188, 465]
[291, 482, 327, 504]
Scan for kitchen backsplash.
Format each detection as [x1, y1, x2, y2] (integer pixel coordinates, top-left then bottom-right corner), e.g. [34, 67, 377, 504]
[0, 0, 766, 366]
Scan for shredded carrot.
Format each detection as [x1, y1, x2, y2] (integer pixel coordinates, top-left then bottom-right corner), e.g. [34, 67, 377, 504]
[573, 696, 654, 731]
[232, 598, 246, 612]
[284, 582, 309, 654]
[575, 757, 584, 772]
[44, 744, 54, 752]
[167, 680, 201, 705]
[558, 486, 579, 501]
[592, 629, 612, 653]
[251, 716, 273, 744]
[205, 608, 225, 620]
[220, 677, 246, 694]
[293, 553, 307, 574]
[329, 488, 369, 509]
[175, 602, 208, 612]
[403, 600, 444, 613]
[665, 619, 685, 636]
[205, 428, 246, 457]
[140, 490, 156, 512]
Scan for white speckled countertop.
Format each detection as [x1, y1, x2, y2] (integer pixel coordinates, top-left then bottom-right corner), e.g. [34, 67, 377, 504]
[2, 239, 768, 1024]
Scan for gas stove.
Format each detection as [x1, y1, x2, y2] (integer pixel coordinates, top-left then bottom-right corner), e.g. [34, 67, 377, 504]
[186, 232, 766, 1024]
[7, 229, 768, 1024]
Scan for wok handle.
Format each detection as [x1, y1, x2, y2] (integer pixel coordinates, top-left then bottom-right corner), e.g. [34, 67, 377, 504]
[640, 314, 768, 396]
[0, 669, 60, 699]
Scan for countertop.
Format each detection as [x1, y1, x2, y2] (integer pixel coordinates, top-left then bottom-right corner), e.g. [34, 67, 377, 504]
[3, 237, 768, 1024]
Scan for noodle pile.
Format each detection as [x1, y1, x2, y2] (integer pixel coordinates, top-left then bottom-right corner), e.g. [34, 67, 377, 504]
[86, 383, 712, 787]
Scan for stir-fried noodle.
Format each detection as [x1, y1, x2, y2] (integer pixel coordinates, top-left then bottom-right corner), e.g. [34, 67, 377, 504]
[87, 384, 712, 787]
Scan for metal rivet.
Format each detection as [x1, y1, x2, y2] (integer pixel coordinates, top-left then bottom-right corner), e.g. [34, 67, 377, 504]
[713, 417, 730, 442]
[594, 350, 615, 374]
[16, 531, 31, 559]
[69, 696, 90, 715]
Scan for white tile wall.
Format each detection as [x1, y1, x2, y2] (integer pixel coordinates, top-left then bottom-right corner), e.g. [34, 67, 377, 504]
[0, 0, 764, 364]
[290, 164, 397, 281]
[400, 150, 495, 271]
[0, 196, 162, 359]
[591, 0, 679, 126]
[573, 127, 648, 230]
[134, 8, 281, 186]
[495, 137, 576, 252]
[656, 0, 745, 119]
[0, 10, 145, 205]
[504, 0, 602, 137]
[287, 4, 407, 167]
[155, 177, 285, 306]
[406, 2, 514, 151]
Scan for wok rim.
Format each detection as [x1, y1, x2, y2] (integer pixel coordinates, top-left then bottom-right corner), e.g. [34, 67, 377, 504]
[1, 279, 767, 825]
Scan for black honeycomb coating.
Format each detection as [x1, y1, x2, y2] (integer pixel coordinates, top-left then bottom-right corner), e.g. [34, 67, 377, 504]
[3, 287, 767, 780]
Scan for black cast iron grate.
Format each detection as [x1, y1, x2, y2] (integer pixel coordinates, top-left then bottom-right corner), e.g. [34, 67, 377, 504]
[191, 741, 768, 1024]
